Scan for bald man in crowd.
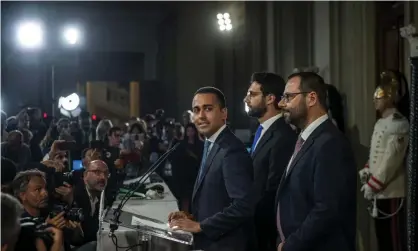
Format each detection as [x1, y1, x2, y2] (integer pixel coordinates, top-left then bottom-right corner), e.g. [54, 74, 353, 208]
[71, 160, 110, 247]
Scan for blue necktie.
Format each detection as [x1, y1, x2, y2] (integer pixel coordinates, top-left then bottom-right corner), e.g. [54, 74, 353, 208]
[198, 140, 211, 182]
[251, 125, 263, 153]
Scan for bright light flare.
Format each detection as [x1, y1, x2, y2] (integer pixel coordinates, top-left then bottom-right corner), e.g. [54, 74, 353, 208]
[59, 93, 80, 111]
[217, 13, 232, 32]
[63, 27, 80, 45]
[245, 103, 249, 113]
[58, 93, 81, 117]
[16, 21, 43, 49]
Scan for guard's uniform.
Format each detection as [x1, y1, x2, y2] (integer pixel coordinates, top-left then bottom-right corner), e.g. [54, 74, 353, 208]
[362, 109, 409, 251]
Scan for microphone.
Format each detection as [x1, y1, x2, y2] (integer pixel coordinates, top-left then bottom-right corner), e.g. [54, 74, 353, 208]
[109, 142, 181, 235]
[118, 142, 180, 205]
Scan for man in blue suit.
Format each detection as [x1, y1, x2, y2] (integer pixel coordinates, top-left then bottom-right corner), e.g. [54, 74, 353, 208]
[169, 87, 256, 251]
[276, 72, 357, 251]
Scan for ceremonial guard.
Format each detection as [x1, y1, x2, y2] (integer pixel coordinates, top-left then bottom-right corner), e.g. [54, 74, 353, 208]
[359, 71, 409, 251]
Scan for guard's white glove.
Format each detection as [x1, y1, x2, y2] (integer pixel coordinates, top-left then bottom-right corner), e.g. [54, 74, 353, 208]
[358, 168, 370, 184]
[361, 184, 375, 200]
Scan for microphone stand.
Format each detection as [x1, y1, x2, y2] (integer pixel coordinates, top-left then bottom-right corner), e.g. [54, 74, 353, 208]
[109, 143, 180, 236]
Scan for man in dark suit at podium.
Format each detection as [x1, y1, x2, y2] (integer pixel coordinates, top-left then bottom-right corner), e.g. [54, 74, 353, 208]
[275, 72, 356, 251]
[244, 72, 297, 251]
[169, 87, 256, 251]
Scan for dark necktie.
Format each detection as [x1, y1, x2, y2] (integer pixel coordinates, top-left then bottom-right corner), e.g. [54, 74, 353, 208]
[251, 125, 263, 153]
[292, 135, 305, 157]
[197, 140, 211, 183]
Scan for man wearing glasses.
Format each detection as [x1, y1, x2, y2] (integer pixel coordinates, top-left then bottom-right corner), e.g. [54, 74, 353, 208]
[72, 160, 110, 247]
[243, 72, 297, 251]
[275, 72, 356, 251]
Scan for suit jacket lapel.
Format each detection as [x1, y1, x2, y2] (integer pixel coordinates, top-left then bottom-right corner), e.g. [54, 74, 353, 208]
[275, 138, 314, 198]
[192, 130, 226, 201]
[276, 120, 332, 197]
[285, 138, 314, 177]
[251, 118, 282, 158]
[275, 170, 287, 210]
[251, 129, 273, 158]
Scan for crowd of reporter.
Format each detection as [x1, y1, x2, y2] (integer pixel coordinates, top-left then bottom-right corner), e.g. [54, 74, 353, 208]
[1, 107, 204, 251]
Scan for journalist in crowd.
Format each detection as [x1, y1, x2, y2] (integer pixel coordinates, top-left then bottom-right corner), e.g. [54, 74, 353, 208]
[11, 169, 83, 251]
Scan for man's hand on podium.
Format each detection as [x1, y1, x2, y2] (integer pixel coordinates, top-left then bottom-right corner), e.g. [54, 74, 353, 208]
[169, 218, 201, 233]
[168, 211, 200, 233]
[168, 211, 193, 222]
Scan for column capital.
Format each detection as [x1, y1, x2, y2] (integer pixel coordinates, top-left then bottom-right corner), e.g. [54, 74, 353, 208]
[400, 24, 418, 57]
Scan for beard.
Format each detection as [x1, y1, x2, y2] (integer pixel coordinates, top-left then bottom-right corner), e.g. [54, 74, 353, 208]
[283, 102, 308, 129]
[247, 105, 267, 118]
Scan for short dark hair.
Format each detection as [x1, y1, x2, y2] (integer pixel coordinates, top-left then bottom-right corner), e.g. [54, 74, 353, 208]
[287, 72, 328, 110]
[12, 169, 46, 200]
[251, 72, 285, 103]
[194, 86, 226, 108]
[108, 126, 122, 137]
[1, 192, 22, 246]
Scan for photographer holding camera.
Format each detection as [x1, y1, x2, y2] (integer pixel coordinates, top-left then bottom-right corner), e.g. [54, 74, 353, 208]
[11, 169, 84, 251]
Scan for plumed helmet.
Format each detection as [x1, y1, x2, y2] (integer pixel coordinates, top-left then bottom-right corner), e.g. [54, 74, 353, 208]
[374, 70, 403, 103]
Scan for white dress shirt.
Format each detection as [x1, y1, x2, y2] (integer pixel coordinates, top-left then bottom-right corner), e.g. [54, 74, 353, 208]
[285, 114, 329, 174]
[253, 113, 283, 151]
[206, 124, 227, 153]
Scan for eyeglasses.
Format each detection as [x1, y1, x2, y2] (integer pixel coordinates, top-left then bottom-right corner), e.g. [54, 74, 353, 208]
[88, 170, 110, 178]
[245, 91, 263, 98]
[281, 92, 309, 102]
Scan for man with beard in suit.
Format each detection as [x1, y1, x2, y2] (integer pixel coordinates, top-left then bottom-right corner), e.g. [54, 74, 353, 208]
[244, 72, 297, 251]
[276, 72, 356, 251]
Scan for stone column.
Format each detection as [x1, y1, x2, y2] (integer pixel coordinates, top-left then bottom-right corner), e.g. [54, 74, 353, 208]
[400, 24, 418, 251]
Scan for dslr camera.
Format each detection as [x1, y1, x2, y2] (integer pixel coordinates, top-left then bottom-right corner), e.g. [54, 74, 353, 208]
[20, 217, 52, 240]
[50, 204, 84, 222]
[53, 171, 75, 187]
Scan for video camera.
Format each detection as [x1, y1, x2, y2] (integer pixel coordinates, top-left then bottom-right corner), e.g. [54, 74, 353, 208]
[28, 163, 78, 190]
[50, 204, 84, 222]
[36, 163, 79, 188]
[54, 171, 75, 186]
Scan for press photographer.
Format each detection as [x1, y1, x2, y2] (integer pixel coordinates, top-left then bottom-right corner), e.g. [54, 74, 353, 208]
[40, 118, 71, 155]
[42, 140, 72, 168]
[122, 122, 148, 178]
[11, 169, 84, 251]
